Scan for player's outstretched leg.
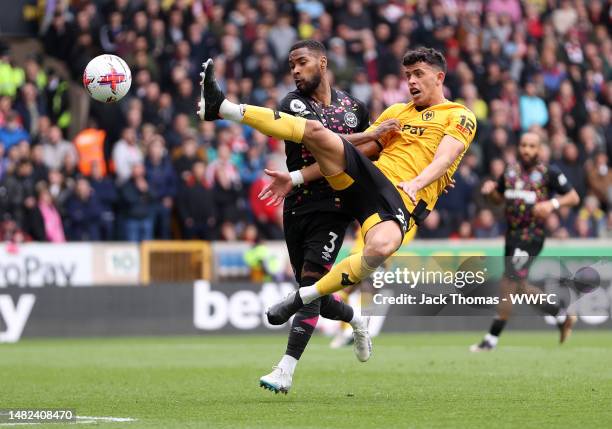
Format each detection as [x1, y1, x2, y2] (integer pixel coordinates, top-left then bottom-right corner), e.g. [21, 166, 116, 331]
[558, 314, 577, 343]
[259, 299, 321, 395]
[470, 317, 505, 352]
[351, 315, 372, 362]
[520, 282, 577, 343]
[329, 290, 356, 349]
[470, 276, 515, 352]
[197, 58, 345, 176]
[267, 221, 402, 326]
[320, 294, 372, 362]
[196, 59, 225, 121]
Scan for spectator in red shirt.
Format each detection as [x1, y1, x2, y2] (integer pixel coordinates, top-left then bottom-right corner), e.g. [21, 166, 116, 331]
[249, 159, 284, 240]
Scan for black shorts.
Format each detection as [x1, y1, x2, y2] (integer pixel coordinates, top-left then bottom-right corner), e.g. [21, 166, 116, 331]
[325, 138, 417, 239]
[283, 211, 352, 285]
[504, 239, 544, 280]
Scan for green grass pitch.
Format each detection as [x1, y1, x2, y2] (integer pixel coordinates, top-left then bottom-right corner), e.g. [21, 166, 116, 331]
[2, 331, 611, 428]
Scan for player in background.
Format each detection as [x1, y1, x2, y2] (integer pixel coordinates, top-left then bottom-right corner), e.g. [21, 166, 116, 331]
[255, 40, 400, 394]
[470, 132, 580, 352]
[197, 47, 476, 335]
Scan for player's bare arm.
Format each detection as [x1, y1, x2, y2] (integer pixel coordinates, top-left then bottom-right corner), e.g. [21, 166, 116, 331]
[532, 188, 579, 220]
[342, 119, 400, 147]
[397, 134, 465, 204]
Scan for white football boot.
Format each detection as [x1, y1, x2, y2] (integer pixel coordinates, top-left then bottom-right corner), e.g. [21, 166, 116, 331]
[469, 338, 496, 352]
[352, 316, 372, 362]
[259, 366, 292, 395]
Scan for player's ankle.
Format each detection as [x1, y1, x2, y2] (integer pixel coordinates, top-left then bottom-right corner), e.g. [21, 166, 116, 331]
[219, 100, 244, 121]
[484, 333, 499, 346]
[349, 313, 364, 330]
[277, 354, 298, 375]
[298, 286, 320, 305]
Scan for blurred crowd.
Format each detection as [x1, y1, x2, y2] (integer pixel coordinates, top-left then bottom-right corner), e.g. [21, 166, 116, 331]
[0, 0, 610, 243]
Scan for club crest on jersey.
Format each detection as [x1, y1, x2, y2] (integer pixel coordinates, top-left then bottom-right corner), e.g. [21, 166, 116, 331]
[422, 111, 434, 121]
[344, 112, 358, 128]
[290, 99, 307, 113]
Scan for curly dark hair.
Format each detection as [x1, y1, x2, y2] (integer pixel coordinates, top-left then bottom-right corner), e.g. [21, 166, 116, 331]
[402, 47, 447, 73]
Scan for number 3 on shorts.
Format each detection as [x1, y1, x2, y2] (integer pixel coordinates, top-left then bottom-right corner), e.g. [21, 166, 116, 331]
[322, 231, 339, 262]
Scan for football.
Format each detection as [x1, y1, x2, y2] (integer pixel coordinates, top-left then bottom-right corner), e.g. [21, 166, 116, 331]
[83, 54, 131, 103]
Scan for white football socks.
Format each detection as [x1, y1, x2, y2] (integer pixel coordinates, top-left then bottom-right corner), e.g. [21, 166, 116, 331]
[278, 354, 297, 375]
[298, 286, 321, 305]
[349, 313, 365, 330]
[484, 333, 499, 346]
[219, 99, 244, 121]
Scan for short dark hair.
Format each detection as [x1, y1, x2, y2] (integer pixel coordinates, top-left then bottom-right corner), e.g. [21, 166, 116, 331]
[402, 47, 447, 73]
[289, 40, 326, 56]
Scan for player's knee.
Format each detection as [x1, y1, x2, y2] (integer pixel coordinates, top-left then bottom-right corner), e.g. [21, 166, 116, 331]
[301, 260, 328, 286]
[304, 120, 329, 144]
[363, 233, 400, 260]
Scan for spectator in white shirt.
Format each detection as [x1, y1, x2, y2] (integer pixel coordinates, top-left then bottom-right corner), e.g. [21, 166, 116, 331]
[112, 127, 143, 184]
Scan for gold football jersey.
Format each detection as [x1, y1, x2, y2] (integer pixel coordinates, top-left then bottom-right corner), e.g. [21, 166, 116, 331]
[366, 100, 477, 211]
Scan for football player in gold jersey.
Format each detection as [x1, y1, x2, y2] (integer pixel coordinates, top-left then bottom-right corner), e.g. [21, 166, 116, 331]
[197, 47, 477, 327]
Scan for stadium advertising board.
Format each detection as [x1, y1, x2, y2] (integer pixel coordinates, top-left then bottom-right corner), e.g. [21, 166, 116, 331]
[2, 277, 610, 343]
[213, 239, 612, 281]
[0, 244, 93, 287]
[92, 243, 140, 285]
[0, 243, 139, 288]
[193, 280, 293, 331]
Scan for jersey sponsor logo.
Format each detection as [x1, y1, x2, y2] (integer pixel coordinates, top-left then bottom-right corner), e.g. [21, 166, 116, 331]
[504, 189, 537, 204]
[422, 110, 434, 121]
[290, 99, 307, 113]
[344, 112, 358, 128]
[558, 173, 568, 186]
[401, 124, 425, 136]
